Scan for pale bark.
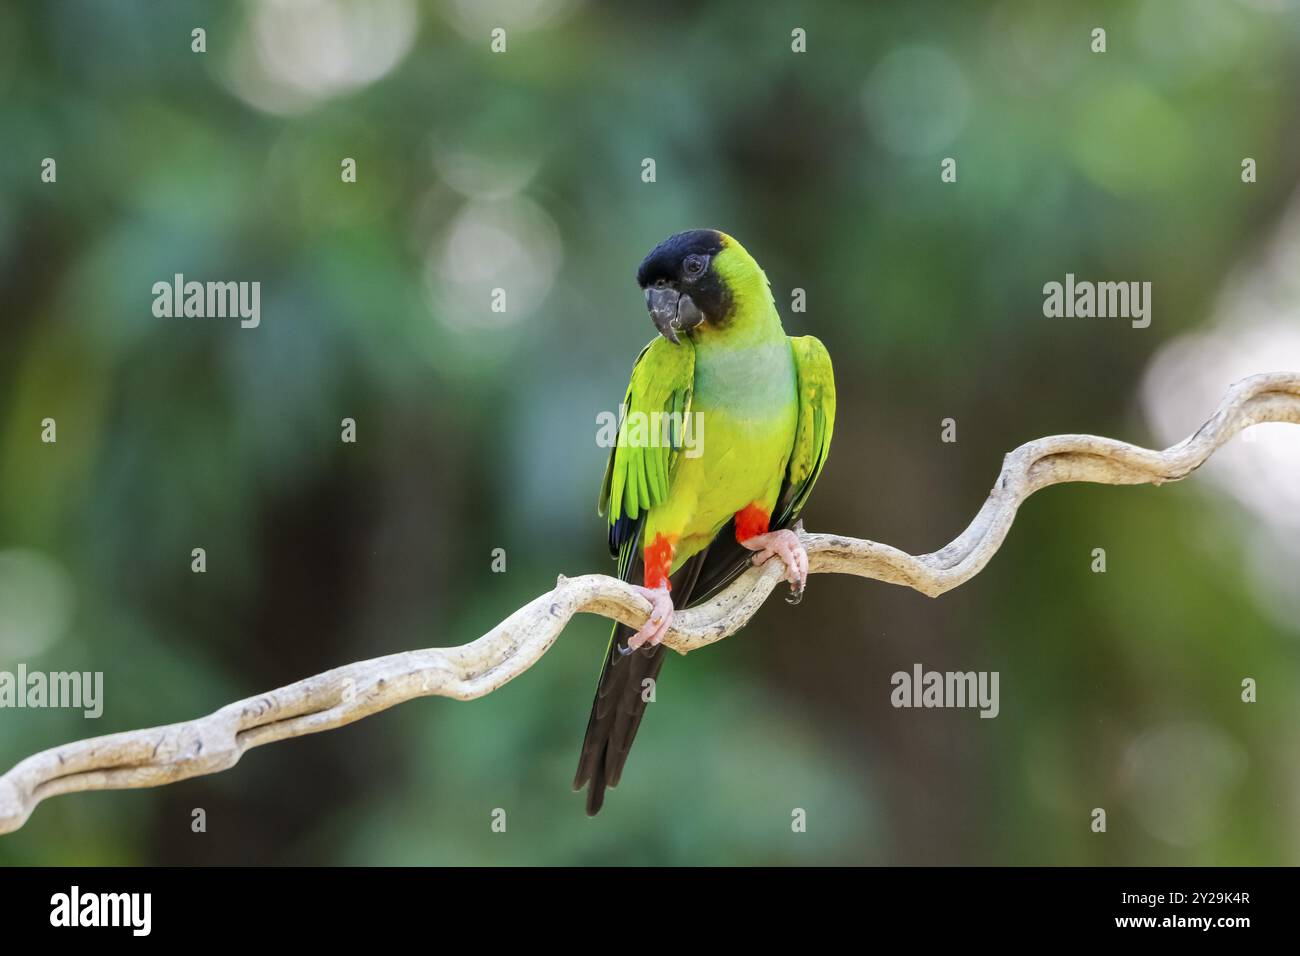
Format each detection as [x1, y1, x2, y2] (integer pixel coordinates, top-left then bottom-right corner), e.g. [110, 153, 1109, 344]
[1, 371, 1296, 835]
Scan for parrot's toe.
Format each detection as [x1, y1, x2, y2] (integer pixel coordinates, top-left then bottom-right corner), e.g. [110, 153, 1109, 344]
[743, 528, 809, 597]
[622, 584, 674, 653]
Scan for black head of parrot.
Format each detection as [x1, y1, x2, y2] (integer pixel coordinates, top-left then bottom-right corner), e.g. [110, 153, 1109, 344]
[636, 229, 733, 344]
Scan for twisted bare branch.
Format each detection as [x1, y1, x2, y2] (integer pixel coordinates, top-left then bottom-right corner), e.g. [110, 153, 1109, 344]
[1, 371, 1297, 835]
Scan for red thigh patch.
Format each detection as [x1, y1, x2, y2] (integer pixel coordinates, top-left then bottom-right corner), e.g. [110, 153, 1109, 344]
[734, 503, 770, 543]
[644, 534, 675, 590]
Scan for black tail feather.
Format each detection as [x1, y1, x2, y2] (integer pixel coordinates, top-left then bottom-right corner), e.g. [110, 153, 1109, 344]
[573, 535, 753, 814]
[573, 626, 667, 815]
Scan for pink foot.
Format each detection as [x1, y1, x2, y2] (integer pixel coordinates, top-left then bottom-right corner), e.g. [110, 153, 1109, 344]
[741, 528, 809, 604]
[622, 584, 675, 654]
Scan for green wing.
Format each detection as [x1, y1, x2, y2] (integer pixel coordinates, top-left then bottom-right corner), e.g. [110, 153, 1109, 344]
[775, 335, 836, 526]
[599, 336, 696, 560]
[577, 337, 695, 815]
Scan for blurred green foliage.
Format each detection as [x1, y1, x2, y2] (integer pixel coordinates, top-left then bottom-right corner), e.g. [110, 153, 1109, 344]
[1, 0, 1298, 864]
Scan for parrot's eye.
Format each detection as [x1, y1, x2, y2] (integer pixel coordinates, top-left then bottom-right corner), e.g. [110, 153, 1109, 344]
[683, 255, 706, 278]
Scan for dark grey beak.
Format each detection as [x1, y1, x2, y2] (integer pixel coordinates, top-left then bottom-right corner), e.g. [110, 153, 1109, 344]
[646, 287, 704, 344]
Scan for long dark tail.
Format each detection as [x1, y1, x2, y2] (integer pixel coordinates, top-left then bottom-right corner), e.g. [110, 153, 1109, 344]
[575, 504, 806, 813]
[573, 531, 750, 815]
[572, 623, 669, 815]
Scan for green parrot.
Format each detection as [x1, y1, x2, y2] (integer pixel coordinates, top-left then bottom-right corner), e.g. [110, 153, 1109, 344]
[574, 229, 836, 814]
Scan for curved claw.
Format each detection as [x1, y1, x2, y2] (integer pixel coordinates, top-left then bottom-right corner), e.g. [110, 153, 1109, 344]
[624, 584, 675, 653]
[742, 528, 809, 600]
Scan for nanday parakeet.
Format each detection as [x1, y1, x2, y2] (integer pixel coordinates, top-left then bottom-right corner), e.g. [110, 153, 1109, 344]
[574, 229, 836, 814]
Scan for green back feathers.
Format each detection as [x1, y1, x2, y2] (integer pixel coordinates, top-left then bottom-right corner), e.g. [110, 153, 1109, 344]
[777, 335, 836, 525]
